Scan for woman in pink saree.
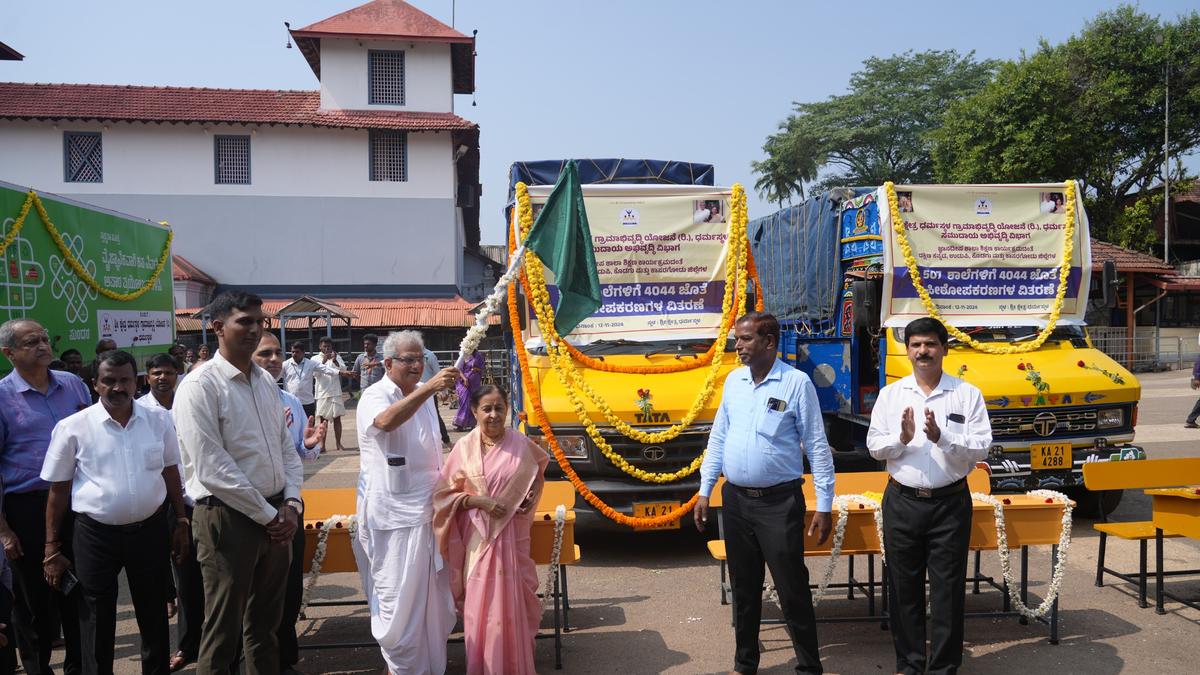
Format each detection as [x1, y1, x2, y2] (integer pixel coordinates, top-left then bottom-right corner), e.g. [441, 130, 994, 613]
[433, 384, 549, 674]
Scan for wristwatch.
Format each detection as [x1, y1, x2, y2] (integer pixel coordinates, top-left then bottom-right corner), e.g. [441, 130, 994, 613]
[284, 498, 304, 517]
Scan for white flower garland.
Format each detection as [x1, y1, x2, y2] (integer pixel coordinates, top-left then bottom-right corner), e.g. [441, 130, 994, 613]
[458, 251, 524, 361]
[811, 494, 885, 607]
[298, 513, 357, 619]
[972, 490, 1073, 619]
[541, 505, 567, 610]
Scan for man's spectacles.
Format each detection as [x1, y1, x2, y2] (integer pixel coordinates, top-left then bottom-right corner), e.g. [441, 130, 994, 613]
[390, 356, 422, 365]
[16, 335, 50, 350]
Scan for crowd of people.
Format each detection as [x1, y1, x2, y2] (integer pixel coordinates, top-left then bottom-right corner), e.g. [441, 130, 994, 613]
[0, 290, 519, 675]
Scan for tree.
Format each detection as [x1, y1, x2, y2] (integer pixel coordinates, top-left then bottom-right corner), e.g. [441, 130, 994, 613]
[933, 6, 1200, 245]
[753, 50, 998, 204]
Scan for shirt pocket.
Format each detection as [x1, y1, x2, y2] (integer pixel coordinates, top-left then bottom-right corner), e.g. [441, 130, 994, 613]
[757, 407, 791, 446]
[384, 455, 409, 494]
[142, 444, 165, 472]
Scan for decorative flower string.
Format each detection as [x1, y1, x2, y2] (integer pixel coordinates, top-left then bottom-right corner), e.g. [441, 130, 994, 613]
[457, 249, 524, 362]
[506, 198, 697, 527]
[971, 490, 1073, 619]
[298, 513, 357, 619]
[1077, 360, 1126, 385]
[540, 505, 567, 610]
[0, 190, 33, 258]
[884, 180, 1076, 354]
[811, 493, 885, 607]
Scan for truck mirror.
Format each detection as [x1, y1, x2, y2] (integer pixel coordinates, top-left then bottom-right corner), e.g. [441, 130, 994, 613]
[852, 279, 882, 333]
[1101, 261, 1118, 309]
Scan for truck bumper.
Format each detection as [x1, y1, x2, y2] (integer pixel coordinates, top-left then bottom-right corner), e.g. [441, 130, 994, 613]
[987, 443, 1144, 491]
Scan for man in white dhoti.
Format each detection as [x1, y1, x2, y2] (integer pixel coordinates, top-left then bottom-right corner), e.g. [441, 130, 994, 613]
[353, 330, 460, 674]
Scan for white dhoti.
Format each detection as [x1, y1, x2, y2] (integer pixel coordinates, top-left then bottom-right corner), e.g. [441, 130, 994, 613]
[352, 520, 456, 675]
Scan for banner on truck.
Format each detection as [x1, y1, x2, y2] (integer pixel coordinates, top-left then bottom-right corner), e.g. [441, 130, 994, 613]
[879, 183, 1091, 328]
[0, 181, 174, 372]
[525, 185, 733, 344]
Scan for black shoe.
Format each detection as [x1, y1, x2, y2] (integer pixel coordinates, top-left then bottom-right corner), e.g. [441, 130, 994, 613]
[1186, 421, 1199, 428]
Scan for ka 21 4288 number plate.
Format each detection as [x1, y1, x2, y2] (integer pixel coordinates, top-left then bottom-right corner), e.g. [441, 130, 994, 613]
[632, 501, 681, 530]
[1030, 442, 1071, 470]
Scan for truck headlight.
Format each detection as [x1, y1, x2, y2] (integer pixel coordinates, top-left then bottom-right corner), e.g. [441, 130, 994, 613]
[1097, 408, 1124, 429]
[533, 435, 588, 459]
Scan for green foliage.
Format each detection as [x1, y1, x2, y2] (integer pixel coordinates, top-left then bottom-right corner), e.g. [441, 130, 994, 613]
[1107, 192, 1163, 253]
[933, 6, 1200, 242]
[753, 50, 997, 204]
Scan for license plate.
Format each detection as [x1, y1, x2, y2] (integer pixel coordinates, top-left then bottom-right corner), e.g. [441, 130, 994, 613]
[1030, 443, 1071, 470]
[632, 501, 681, 530]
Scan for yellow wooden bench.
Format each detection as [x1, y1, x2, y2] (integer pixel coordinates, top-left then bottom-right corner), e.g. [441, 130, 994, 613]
[532, 480, 581, 670]
[1082, 458, 1200, 609]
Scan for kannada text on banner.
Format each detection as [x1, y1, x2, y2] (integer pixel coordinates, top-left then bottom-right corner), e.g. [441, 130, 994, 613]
[527, 186, 732, 344]
[879, 184, 1091, 327]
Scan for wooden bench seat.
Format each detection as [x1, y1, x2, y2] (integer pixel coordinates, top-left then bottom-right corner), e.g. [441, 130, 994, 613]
[1093, 521, 1183, 541]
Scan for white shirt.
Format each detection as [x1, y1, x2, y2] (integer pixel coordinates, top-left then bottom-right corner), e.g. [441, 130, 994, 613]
[866, 373, 992, 489]
[281, 357, 334, 406]
[136, 391, 194, 507]
[311, 354, 346, 400]
[174, 354, 303, 525]
[41, 401, 181, 526]
[356, 377, 443, 530]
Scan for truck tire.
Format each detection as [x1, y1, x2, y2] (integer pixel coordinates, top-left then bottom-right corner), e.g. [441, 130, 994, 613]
[1064, 487, 1123, 519]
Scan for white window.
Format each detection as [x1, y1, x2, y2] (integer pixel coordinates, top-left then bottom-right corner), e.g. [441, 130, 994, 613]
[369, 130, 407, 182]
[64, 132, 102, 183]
[214, 135, 251, 185]
[368, 50, 405, 105]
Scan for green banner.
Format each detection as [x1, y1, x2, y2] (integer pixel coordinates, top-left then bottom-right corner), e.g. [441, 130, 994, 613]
[0, 181, 174, 373]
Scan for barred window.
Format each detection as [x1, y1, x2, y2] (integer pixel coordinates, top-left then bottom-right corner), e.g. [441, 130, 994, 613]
[64, 132, 102, 183]
[368, 50, 405, 105]
[214, 135, 251, 185]
[369, 130, 407, 182]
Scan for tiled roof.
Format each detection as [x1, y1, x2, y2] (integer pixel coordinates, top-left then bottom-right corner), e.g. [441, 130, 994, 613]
[0, 82, 477, 131]
[0, 41, 22, 61]
[291, 0, 470, 43]
[1091, 239, 1175, 274]
[171, 255, 216, 285]
[176, 296, 497, 332]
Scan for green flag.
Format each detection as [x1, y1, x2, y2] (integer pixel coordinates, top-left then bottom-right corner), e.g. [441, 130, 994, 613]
[524, 160, 602, 336]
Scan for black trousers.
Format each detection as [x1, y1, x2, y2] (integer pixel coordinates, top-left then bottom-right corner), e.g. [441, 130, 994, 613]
[723, 480, 821, 675]
[73, 509, 170, 675]
[1188, 396, 1200, 424]
[276, 522, 306, 667]
[168, 505, 204, 660]
[882, 482, 973, 675]
[3, 491, 82, 675]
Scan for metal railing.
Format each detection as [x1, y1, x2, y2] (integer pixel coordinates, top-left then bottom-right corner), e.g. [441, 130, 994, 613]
[431, 348, 512, 394]
[1088, 329, 1187, 371]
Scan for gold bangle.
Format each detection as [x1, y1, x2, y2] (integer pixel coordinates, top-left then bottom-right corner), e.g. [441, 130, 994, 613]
[42, 550, 62, 565]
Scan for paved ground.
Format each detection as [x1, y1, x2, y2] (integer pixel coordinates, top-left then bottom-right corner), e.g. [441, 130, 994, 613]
[83, 371, 1200, 673]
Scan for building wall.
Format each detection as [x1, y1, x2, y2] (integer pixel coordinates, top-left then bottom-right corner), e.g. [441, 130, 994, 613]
[319, 39, 453, 113]
[0, 121, 463, 292]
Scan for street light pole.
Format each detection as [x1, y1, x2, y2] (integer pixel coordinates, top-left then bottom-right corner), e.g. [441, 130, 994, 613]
[1164, 46, 1171, 265]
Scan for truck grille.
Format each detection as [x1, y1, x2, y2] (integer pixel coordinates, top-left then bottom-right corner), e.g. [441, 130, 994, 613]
[598, 430, 709, 474]
[988, 407, 1109, 438]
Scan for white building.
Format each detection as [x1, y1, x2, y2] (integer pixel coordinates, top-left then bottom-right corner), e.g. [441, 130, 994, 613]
[0, 0, 484, 306]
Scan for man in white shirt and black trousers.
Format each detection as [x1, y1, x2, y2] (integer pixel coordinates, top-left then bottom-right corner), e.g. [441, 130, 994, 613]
[41, 349, 190, 674]
[173, 292, 304, 675]
[867, 317, 992, 675]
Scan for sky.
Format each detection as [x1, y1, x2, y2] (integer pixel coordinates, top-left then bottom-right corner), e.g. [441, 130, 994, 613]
[2, 0, 1196, 245]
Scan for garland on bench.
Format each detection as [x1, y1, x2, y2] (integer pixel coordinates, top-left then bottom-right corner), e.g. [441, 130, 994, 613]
[972, 490, 1074, 619]
[811, 493, 885, 607]
[298, 514, 357, 619]
[540, 505, 567, 610]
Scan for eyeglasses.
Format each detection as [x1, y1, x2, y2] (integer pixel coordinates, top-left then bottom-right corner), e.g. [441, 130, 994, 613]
[390, 356, 422, 365]
[16, 335, 50, 350]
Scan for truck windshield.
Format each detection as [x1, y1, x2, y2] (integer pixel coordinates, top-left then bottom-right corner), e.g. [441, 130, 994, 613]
[528, 338, 735, 356]
[945, 325, 1085, 344]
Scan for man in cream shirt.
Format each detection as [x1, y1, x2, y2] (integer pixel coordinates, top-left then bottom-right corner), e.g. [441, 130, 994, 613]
[867, 317, 992, 675]
[173, 292, 303, 675]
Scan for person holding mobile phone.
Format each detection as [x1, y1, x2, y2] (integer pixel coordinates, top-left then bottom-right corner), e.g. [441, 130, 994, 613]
[867, 317, 993, 675]
[353, 331, 459, 675]
[41, 349, 190, 675]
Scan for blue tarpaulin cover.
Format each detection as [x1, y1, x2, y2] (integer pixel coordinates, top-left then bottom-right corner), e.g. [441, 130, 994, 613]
[506, 158, 715, 204]
[750, 189, 872, 332]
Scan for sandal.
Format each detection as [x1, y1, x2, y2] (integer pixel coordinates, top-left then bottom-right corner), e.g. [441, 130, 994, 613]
[169, 651, 193, 672]
[166, 601, 177, 619]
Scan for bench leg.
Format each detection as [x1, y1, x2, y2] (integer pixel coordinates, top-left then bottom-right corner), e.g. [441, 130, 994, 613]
[867, 554, 876, 617]
[719, 560, 729, 605]
[1095, 531, 1107, 587]
[973, 549, 982, 595]
[1019, 546, 1029, 626]
[560, 564, 571, 631]
[1050, 544, 1060, 645]
[848, 555, 855, 600]
[553, 566, 563, 669]
[1139, 539, 1148, 609]
[1156, 528, 1166, 615]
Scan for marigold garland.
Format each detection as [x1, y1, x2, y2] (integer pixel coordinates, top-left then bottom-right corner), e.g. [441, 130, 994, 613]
[5, 191, 173, 302]
[884, 180, 1075, 355]
[507, 188, 697, 527]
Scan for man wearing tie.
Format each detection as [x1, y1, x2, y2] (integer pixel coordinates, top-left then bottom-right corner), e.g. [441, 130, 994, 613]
[867, 317, 992, 675]
[696, 311, 835, 675]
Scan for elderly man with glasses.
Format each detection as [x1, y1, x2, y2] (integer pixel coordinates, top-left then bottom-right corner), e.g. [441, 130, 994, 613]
[352, 331, 459, 674]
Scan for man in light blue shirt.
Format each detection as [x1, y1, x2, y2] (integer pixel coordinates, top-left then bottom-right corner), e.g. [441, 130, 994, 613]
[696, 311, 834, 675]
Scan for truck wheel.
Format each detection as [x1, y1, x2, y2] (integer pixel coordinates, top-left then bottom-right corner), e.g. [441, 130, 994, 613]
[1065, 487, 1123, 519]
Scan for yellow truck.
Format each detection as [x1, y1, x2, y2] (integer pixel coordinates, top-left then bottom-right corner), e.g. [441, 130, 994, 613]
[751, 183, 1141, 516]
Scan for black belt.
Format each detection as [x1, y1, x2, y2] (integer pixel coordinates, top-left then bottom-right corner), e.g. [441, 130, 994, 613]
[76, 505, 165, 532]
[197, 492, 284, 509]
[888, 477, 967, 499]
[727, 478, 801, 499]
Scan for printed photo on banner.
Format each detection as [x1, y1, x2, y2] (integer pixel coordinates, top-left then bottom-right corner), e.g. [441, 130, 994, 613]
[896, 191, 914, 213]
[692, 199, 726, 224]
[1040, 192, 1066, 214]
